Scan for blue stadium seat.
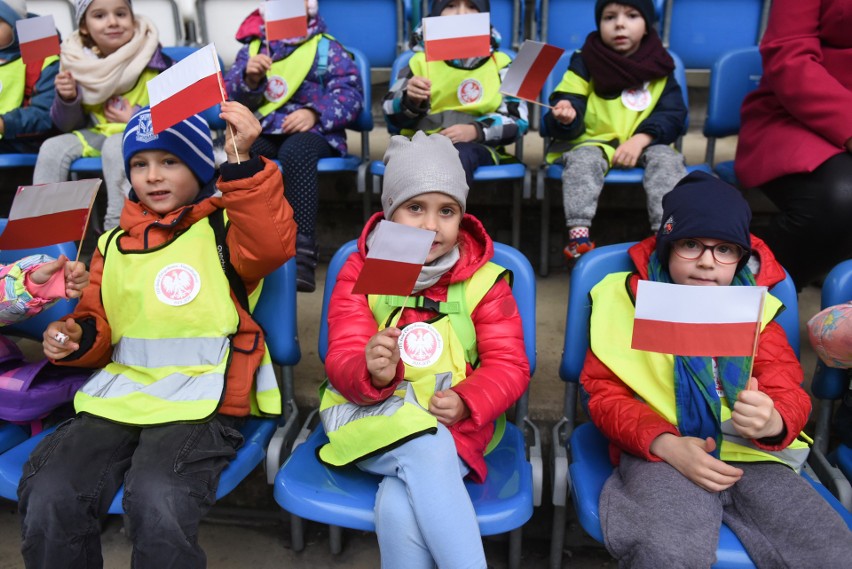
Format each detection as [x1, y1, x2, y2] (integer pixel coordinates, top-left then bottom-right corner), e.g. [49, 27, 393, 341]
[274, 240, 541, 569]
[320, 0, 410, 68]
[535, 0, 665, 50]
[549, 242, 852, 568]
[703, 47, 762, 186]
[0, 424, 27, 455]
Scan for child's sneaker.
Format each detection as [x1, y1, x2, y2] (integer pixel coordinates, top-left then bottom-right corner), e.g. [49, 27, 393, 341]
[563, 237, 595, 263]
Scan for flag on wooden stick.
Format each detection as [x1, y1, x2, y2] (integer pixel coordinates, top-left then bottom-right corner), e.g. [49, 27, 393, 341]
[351, 221, 436, 296]
[15, 15, 60, 66]
[423, 12, 491, 62]
[263, 0, 308, 41]
[500, 40, 564, 102]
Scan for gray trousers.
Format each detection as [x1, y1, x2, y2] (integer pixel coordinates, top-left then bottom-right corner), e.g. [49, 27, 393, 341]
[600, 452, 852, 569]
[33, 131, 131, 230]
[561, 144, 686, 231]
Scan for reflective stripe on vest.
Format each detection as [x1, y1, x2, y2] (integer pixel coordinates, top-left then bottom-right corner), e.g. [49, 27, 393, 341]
[0, 56, 57, 115]
[248, 35, 322, 117]
[401, 51, 510, 137]
[317, 262, 508, 467]
[545, 70, 669, 165]
[589, 272, 810, 471]
[81, 67, 159, 142]
[74, 218, 239, 425]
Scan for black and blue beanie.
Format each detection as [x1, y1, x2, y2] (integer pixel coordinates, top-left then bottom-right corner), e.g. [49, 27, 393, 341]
[655, 171, 753, 269]
[595, 0, 656, 29]
[122, 107, 216, 185]
[430, 0, 489, 17]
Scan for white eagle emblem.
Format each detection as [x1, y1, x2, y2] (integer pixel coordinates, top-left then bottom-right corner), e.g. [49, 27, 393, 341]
[265, 75, 289, 103]
[457, 78, 483, 105]
[154, 263, 201, 306]
[399, 322, 443, 368]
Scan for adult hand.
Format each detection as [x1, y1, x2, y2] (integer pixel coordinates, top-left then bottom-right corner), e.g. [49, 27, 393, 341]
[612, 133, 653, 168]
[405, 76, 432, 104]
[439, 124, 478, 144]
[245, 54, 273, 90]
[731, 377, 784, 440]
[552, 100, 576, 125]
[220, 101, 262, 163]
[429, 389, 470, 426]
[55, 71, 78, 102]
[650, 433, 744, 492]
[366, 327, 401, 388]
[281, 108, 318, 134]
[43, 318, 83, 360]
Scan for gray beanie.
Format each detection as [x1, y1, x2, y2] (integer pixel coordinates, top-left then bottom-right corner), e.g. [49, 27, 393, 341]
[381, 131, 469, 219]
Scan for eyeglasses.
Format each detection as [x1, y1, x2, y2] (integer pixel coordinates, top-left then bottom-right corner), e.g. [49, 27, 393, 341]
[672, 239, 744, 265]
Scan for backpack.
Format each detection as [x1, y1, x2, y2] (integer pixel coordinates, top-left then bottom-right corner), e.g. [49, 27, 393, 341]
[0, 335, 91, 428]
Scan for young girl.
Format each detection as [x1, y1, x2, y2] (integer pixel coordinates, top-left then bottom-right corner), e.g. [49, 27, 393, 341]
[225, 0, 363, 293]
[31, 0, 170, 230]
[319, 132, 530, 567]
[383, 0, 529, 187]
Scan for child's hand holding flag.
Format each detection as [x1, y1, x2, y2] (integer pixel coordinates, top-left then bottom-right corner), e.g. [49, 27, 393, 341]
[730, 377, 784, 440]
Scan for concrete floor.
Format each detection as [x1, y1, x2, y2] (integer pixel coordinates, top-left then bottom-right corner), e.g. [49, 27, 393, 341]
[0, 88, 830, 568]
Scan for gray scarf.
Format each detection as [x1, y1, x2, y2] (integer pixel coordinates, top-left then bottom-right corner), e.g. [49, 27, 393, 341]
[365, 227, 460, 294]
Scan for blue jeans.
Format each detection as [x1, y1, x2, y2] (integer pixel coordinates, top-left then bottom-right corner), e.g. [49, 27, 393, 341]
[358, 423, 486, 569]
[18, 414, 244, 569]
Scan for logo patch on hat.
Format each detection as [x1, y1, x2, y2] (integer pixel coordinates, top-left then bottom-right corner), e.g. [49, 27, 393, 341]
[135, 112, 157, 143]
[457, 79, 483, 105]
[154, 263, 201, 306]
[264, 75, 289, 103]
[661, 215, 674, 235]
[399, 322, 444, 368]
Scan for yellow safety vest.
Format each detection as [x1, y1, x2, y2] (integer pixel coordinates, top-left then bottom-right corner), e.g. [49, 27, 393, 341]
[545, 68, 670, 165]
[317, 262, 508, 467]
[248, 35, 325, 117]
[589, 272, 811, 471]
[0, 55, 58, 114]
[75, 216, 279, 424]
[402, 50, 511, 139]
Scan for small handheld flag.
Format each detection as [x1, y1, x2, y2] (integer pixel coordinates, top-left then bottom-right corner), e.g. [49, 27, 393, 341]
[631, 281, 766, 357]
[500, 40, 564, 103]
[263, 0, 308, 41]
[351, 221, 436, 296]
[423, 12, 491, 62]
[15, 15, 60, 66]
[0, 180, 101, 251]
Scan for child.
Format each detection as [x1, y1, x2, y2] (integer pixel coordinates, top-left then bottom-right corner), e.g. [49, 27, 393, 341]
[383, 0, 529, 187]
[225, 0, 363, 293]
[319, 131, 530, 567]
[809, 302, 852, 447]
[582, 171, 852, 567]
[32, 0, 171, 230]
[544, 0, 686, 262]
[18, 102, 296, 568]
[0, 254, 87, 325]
[0, 0, 59, 153]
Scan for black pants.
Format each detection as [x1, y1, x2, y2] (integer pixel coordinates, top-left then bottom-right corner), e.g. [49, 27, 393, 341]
[757, 153, 852, 289]
[453, 141, 496, 189]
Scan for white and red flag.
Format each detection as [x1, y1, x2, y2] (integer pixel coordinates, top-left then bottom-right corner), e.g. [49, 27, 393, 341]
[351, 221, 436, 296]
[146, 43, 223, 133]
[422, 12, 490, 62]
[631, 281, 767, 357]
[15, 15, 60, 66]
[500, 40, 564, 102]
[0, 179, 101, 249]
[263, 0, 308, 41]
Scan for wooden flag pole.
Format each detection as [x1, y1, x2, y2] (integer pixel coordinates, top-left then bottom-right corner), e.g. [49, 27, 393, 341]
[746, 289, 767, 381]
[214, 49, 241, 165]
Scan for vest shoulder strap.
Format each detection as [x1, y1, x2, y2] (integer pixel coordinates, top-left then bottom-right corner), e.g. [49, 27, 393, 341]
[208, 208, 251, 314]
[316, 35, 330, 81]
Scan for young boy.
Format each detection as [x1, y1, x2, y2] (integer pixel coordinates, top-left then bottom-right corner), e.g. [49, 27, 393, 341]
[18, 102, 295, 568]
[383, 0, 528, 187]
[583, 171, 852, 567]
[320, 131, 529, 567]
[0, 0, 59, 153]
[544, 0, 686, 262]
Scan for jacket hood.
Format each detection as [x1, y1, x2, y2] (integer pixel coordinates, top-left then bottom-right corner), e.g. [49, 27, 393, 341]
[357, 211, 494, 285]
[628, 234, 787, 288]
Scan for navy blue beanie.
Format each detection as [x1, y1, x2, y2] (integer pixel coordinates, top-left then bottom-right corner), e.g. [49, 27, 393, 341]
[595, 0, 656, 29]
[430, 0, 489, 17]
[122, 107, 215, 185]
[656, 171, 752, 269]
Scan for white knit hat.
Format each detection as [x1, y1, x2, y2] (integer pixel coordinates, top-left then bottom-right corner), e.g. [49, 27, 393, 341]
[381, 131, 469, 219]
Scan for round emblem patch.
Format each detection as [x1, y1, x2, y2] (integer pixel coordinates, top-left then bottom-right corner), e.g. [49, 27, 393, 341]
[264, 75, 289, 103]
[621, 82, 652, 111]
[457, 78, 483, 105]
[398, 322, 444, 368]
[154, 263, 201, 306]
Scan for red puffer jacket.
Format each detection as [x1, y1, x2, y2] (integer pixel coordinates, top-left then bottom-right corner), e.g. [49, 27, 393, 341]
[582, 235, 810, 466]
[325, 212, 530, 482]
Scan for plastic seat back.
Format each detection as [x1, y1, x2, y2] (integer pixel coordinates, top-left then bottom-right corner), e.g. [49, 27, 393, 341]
[320, 0, 407, 68]
[28, 0, 75, 40]
[132, 0, 184, 46]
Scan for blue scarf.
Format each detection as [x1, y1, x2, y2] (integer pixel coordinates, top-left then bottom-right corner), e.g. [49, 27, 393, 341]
[646, 252, 757, 456]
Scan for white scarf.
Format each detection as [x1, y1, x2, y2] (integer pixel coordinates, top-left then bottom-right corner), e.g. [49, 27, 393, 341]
[60, 15, 160, 105]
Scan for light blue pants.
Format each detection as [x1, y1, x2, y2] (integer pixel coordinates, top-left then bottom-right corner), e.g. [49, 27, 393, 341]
[358, 424, 487, 569]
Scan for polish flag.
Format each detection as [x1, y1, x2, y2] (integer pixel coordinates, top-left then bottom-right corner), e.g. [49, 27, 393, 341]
[0, 179, 101, 249]
[263, 0, 308, 41]
[631, 281, 766, 357]
[15, 15, 60, 66]
[500, 40, 564, 102]
[147, 44, 223, 133]
[351, 221, 436, 296]
[423, 13, 491, 62]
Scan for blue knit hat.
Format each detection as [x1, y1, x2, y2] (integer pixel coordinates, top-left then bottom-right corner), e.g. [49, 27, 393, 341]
[122, 108, 216, 185]
[656, 171, 752, 270]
